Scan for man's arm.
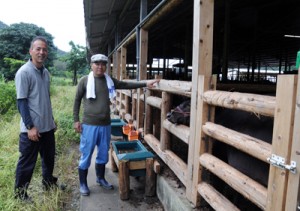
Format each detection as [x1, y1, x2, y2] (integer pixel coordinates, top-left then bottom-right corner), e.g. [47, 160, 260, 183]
[17, 98, 34, 129]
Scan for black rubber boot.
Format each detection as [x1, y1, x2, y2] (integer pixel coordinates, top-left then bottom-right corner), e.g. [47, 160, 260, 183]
[78, 168, 90, 196]
[15, 185, 33, 203]
[95, 164, 114, 190]
[42, 176, 67, 191]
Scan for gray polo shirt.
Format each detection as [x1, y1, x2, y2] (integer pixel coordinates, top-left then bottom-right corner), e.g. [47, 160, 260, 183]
[15, 60, 55, 133]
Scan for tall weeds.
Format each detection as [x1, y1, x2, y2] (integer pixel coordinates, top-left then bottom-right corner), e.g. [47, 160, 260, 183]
[0, 84, 80, 211]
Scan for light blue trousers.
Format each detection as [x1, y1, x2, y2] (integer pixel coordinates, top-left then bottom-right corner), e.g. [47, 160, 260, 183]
[78, 124, 111, 170]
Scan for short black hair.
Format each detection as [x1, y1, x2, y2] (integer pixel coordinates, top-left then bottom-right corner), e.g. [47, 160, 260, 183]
[30, 36, 48, 49]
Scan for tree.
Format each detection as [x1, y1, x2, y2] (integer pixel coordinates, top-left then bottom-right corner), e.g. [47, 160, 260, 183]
[0, 21, 8, 29]
[62, 41, 88, 85]
[0, 23, 57, 80]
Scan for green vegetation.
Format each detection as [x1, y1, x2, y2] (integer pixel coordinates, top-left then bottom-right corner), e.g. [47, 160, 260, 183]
[0, 22, 88, 83]
[0, 83, 80, 211]
[0, 78, 17, 120]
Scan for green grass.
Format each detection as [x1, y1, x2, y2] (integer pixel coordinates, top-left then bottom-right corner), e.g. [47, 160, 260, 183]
[0, 85, 80, 211]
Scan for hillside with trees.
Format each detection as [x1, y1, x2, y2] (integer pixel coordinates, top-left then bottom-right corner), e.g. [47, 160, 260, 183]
[0, 21, 8, 29]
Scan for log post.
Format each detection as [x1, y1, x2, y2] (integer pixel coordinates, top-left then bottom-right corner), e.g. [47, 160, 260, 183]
[119, 160, 130, 200]
[160, 91, 172, 150]
[145, 158, 156, 196]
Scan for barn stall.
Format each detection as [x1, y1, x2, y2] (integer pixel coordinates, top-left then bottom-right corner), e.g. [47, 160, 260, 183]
[83, 0, 300, 210]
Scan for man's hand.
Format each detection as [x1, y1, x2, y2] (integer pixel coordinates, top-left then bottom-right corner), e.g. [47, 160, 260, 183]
[146, 79, 160, 88]
[27, 127, 40, 141]
[74, 121, 82, 133]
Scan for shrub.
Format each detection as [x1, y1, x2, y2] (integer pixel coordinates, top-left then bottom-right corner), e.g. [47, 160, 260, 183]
[0, 79, 17, 119]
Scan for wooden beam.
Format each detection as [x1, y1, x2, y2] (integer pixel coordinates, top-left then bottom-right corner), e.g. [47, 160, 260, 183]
[144, 134, 187, 186]
[267, 75, 297, 210]
[186, 0, 214, 205]
[119, 160, 130, 200]
[163, 119, 190, 144]
[202, 122, 272, 162]
[145, 89, 153, 134]
[285, 73, 300, 211]
[203, 90, 276, 117]
[136, 28, 148, 128]
[160, 92, 172, 151]
[145, 158, 156, 197]
[200, 153, 267, 210]
[198, 182, 240, 211]
[146, 96, 162, 109]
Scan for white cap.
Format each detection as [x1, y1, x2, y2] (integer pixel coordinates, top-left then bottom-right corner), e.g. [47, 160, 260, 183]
[91, 54, 108, 63]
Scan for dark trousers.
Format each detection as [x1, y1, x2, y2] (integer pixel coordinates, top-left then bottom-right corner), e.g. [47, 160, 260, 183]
[15, 130, 56, 192]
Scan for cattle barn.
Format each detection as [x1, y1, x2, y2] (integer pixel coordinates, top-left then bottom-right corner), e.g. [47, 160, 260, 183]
[83, 0, 300, 210]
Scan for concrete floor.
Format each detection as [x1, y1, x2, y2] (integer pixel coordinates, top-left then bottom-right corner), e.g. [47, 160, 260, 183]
[80, 137, 197, 211]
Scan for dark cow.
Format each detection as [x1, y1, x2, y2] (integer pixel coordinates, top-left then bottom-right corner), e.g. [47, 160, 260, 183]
[167, 100, 190, 126]
[214, 108, 273, 186]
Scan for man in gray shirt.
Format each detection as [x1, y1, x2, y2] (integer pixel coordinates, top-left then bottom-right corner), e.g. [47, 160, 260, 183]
[14, 36, 58, 201]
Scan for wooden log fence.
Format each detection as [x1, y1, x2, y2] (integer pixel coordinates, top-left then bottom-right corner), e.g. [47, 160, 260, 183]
[114, 74, 299, 210]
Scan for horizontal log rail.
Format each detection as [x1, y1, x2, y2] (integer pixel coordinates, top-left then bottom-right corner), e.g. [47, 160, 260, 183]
[144, 134, 187, 186]
[146, 96, 162, 109]
[198, 182, 240, 211]
[202, 122, 272, 162]
[163, 119, 190, 144]
[199, 153, 267, 210]
[203, 90, 276, 117]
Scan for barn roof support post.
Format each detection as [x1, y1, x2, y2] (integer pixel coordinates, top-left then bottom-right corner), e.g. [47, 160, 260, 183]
[136, 28, 148, 129]
[186, 0, 215, 206]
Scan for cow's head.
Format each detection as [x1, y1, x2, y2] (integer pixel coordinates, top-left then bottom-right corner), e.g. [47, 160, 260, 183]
[167, 100, 190, 126]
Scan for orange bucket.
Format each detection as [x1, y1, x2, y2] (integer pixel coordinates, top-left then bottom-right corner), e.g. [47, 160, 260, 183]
[128, 130, 139, 141]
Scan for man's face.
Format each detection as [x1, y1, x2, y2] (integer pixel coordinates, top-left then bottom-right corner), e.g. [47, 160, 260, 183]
[29, 40, 48, 68]
[91, 61, 107, 77]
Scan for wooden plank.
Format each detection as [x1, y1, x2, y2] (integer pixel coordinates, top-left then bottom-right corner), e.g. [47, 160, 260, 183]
[128, 160, 146, 170]
[144, 134, 187, 186]
[203, 90, 276, 117]
[163, 119, 190, 144]
[200, 153, 267, 210]
[198, 182, 240, 211]
[145, 158, 156, 196]
[285, 73, 300, 211]
[186, 0, 214, 205]
[267, 75, 297, 211]
[202, 122, 272, 162]
[160, 92, 172, 150]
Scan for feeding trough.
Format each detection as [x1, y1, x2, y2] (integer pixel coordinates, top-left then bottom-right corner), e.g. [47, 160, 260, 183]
[111, 140, 154, 162]
[110, 140, 156, 200]
[111, 118, 126, 136]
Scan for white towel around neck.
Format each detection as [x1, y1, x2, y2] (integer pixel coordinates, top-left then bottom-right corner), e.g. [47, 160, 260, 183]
[86, 72, 116, 100]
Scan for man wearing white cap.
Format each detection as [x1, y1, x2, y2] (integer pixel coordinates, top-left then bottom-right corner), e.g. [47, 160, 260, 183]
[73, 54, 159, 196]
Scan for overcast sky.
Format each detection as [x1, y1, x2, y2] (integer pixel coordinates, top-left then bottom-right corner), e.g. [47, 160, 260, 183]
[0, 0, 86, 52]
